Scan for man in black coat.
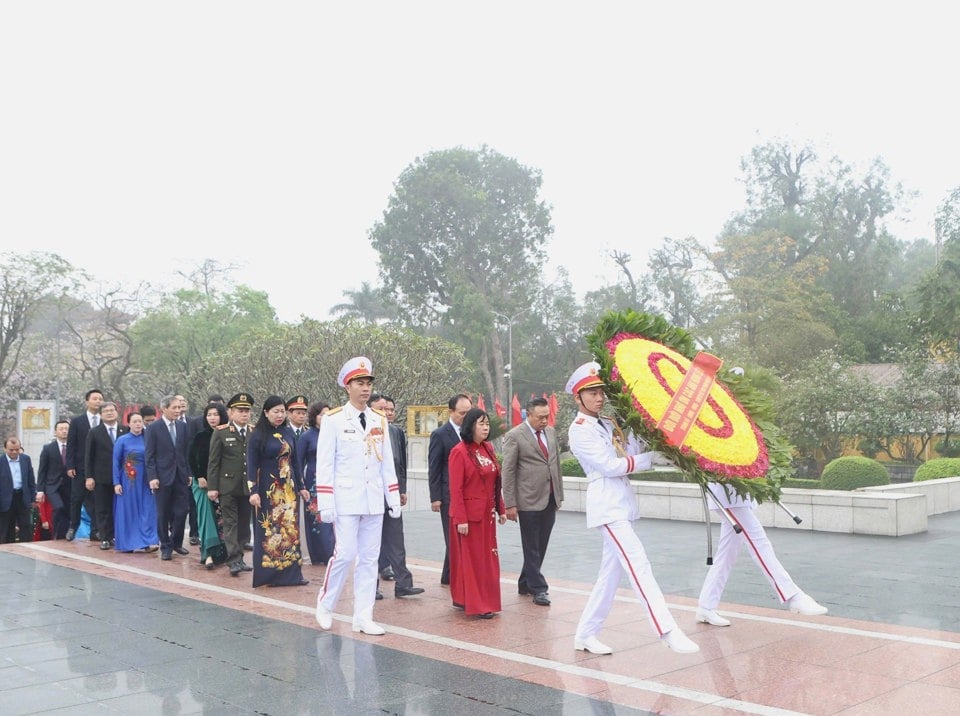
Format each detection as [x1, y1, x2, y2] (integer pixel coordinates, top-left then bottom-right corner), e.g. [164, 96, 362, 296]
[36, 419, 71, 539]
[85, 402, 126, 550]
[427, 393, 472, 585]
[0, 436, 37, 543]
[145, 395, 192, 560]
[65, 388, 103, 541]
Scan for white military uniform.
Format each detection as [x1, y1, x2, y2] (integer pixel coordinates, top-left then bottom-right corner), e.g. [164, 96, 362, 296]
[316, 402, 401, 625]
[698, 483, 799, 610]
[569, 412, 680, 640]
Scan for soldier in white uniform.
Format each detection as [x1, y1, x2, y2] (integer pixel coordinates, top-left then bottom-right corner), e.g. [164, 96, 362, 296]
[566, 361, 699, 655]
[696, 484, 828, 626]
[315, 357, 401, 636]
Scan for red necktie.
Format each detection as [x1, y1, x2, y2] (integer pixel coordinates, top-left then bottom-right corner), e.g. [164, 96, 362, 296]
[536, 430, 548, 459]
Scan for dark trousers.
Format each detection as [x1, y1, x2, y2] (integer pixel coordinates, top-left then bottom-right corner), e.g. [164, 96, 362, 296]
[69, 476, 96, 535]
[439, 500, 451, 584]
[155, 480, 190, 552]
[47, 483, 72, 539]
[219, 493, 251, 565]
[188, 489, 198, 537]
[0, 492, 34, 543]
[517, 496, 558, 595]
[93, 482, 114, 542]
[379, 510, 413, 590]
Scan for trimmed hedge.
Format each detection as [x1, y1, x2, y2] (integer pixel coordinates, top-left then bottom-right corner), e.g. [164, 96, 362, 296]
[820, 456, 889, 490]
[561, 458, 585, 477]
[914, 458, 960, 482]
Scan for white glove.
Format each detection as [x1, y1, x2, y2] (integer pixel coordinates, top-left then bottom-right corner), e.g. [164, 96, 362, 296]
[388, 505, 401, 519]
[319, 509, 336, 524]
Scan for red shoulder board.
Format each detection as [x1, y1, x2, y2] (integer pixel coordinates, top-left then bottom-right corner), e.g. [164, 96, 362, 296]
[574, 417, 585, 425]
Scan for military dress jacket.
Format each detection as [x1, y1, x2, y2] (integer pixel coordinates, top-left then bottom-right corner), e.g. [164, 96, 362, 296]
[206, 423, 250, 497]
[316, 403, 400, 516]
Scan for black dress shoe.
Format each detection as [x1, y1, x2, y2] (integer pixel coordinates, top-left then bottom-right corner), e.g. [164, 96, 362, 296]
[395, 586, 425, 598]
[452, 602, 464, 610]
[375, 590, 384, 600]
[189, 536, 200, 546]
[532, 592, 551, 606]
[243, 542, 253, 551]
[65, 529, 76, 541]
[99, 540, 111, 550]
[239, 560, 252, 572]
[229, 561, 241, 576]
[380, 567, 395, 581]
[478, 612, 495, 619]
[172, 546, 190, 556]
[160, 551, 172, 561]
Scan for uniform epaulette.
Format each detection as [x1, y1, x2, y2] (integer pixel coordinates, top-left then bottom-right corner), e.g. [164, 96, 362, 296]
[574, 417, 585, 425]
[370, 407, 386, 417]
[215, 424, 231, 430]
[599, 415, 616, 423]
[326, 406, 344, 416]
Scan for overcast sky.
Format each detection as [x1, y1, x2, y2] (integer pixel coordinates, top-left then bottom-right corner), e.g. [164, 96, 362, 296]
[2, 2, 956, 323]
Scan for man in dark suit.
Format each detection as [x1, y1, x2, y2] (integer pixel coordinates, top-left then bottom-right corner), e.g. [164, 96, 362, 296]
[372, 394, 424, 599]
[37, 419, 71, 539]
[0, 436, 37, 543]
[427, 393, 472, 585]
[502, 396, 565, 606]
[145, 395, 192, 560]
[85, 401, 126, 550]
[65, 388, 103, 541]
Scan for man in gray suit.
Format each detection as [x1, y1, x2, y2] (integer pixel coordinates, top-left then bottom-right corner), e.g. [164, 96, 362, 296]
[501, 396, 564, 606]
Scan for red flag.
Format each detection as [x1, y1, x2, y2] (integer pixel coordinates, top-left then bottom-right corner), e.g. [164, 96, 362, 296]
[494, 397, 507, 418]
[511, 394, 521, 427]
[548, 392, 559, 426]
[476, 393, 487, 412]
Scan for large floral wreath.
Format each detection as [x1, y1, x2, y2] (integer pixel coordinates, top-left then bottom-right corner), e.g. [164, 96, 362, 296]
[587, 310, 792, 504]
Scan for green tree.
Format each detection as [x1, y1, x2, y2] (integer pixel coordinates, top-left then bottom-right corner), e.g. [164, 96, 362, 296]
[0, 252, 79, 398]
[189, 318, 475, 420]
[369, 145, 554, 407]
[915, 186, 960, 346]
[776, 351, 877, 471]
[725, 141, 906, 362]
[131, 279, 277, 401]
[701, 231, 837, 370]
[329, 281, 398, 323]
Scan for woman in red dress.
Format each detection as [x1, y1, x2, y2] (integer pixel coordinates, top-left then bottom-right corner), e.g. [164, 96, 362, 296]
[448, 408, 506, 619]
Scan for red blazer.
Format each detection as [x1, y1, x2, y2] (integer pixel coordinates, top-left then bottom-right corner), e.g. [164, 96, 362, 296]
[448, 440, 504, 526]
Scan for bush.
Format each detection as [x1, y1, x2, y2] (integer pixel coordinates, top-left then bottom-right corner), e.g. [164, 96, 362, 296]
[934, 439, 960, 458]
[561, 458, 585, 477]
[914, 458, 960, 482]
[820, 456, 889, 490]
[782, 477, 821, 489]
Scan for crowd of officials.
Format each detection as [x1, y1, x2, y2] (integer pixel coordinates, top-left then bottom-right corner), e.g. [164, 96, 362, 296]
[3, 357, 827, 654]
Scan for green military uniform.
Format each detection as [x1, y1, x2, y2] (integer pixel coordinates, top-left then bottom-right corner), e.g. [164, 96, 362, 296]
[208, 393, 254, 574]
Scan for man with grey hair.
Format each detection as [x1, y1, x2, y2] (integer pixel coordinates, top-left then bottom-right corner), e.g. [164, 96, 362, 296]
[145, 395, 192, 560]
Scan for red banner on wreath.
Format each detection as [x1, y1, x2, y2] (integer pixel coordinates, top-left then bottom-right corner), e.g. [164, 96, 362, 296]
[656, 351, 723, 448]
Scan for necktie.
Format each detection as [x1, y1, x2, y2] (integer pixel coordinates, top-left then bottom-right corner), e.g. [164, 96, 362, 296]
[359, 412, 366, 430]
[60, 443, 66, 465]
[239, 427, 246, 438]
[92, 415, 99, 428]
[536, 430, 548, 459]
[169, 421, 177, 443]
[108, 426, 115, 442]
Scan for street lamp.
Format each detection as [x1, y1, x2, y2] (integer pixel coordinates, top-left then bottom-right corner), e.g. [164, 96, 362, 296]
[493, 309, 529, 427]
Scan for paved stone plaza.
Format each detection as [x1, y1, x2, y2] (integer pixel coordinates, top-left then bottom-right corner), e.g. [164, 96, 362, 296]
[1, 509, 958, 714]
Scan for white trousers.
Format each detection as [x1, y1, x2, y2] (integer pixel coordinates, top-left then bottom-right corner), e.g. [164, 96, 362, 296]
[575, 520, 678, 640]
[698, 506, 799, 610]
[317, 513, 384, 623]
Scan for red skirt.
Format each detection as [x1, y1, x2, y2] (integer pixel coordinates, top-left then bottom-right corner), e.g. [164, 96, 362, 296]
[449, 515, 502, 615]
